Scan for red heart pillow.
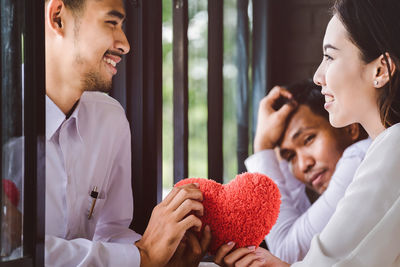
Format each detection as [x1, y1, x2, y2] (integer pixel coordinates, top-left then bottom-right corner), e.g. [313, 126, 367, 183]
[2, 179, 20, 207]
[175, 172, 280, 254]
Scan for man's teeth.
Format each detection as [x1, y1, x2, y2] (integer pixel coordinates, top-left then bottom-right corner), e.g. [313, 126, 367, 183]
[325, 95, 334, 103]
[103, 57, 116, 67]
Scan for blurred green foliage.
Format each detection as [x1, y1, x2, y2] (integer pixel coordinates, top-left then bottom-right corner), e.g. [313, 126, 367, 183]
[162, 0, 240, 194]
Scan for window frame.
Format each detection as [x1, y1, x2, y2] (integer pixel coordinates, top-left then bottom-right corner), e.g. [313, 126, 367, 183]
[0, 0, 45, 266]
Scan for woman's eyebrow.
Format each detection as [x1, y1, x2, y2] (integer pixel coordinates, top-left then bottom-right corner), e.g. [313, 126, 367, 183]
[323, 44, 339, 52]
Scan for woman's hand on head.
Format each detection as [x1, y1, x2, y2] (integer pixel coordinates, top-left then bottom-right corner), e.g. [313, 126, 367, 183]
[254, 86, 297, 152]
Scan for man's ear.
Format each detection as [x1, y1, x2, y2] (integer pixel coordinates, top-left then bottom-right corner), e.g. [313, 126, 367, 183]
[345, 123, 360, 141]
[373, 52, 397, 88]
[46, 0, 65, 37]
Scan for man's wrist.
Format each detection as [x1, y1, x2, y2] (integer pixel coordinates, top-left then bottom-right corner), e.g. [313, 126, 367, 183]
[136, 240, 152, 267]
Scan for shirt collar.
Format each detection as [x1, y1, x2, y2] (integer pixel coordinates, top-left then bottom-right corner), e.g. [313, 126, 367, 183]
[46, 95, 83, 142]
[46, 95, 65, 140]
[69, 100, 83, 142]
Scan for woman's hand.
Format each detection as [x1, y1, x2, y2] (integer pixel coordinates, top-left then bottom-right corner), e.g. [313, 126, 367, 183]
[214, 242, 257, 267]
[214, 244, 290, 267]
[254, 86, 297, 152]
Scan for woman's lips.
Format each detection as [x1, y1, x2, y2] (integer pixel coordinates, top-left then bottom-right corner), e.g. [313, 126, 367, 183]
[324, 102, 332, 110]
[322, 92, 334, 110]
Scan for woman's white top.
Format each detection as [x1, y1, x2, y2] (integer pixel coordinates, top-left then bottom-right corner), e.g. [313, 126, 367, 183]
[293, 123, 400, 266]
[245, 139, 371, 263]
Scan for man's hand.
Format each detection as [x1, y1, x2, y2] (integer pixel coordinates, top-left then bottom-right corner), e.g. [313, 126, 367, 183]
[254, 86, 297, 152]
[214, 244, 289, 267]
[136, 183, 204, 267]
[166, 225, 212, 267]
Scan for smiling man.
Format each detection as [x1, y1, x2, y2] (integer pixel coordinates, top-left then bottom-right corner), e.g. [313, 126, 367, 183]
[45, 0, 210, 266]
[244, 80, 370, 263]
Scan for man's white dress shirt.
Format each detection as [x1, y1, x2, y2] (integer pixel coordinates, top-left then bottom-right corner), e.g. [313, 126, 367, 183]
[45, 92, 141, 266]
[245, 138, 371, 263]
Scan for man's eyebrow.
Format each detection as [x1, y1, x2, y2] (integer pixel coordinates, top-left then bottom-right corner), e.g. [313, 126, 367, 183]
[323, 44, 339, 52]
[291, 126, 313, 141]
[107, 10, 126, 21]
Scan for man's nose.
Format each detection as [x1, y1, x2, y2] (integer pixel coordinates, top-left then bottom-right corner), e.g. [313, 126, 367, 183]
[115, 29, 130, 55]
[297, 152, 314, 174]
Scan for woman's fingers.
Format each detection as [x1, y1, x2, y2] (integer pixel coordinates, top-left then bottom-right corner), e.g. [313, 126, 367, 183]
[234, 252, 261, 267]
[223, 247, 257, 267]
[214, 242, 236, 266]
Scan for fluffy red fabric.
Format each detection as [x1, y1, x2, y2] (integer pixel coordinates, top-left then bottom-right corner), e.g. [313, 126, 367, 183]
[175, 172, 281, 255]
[2, 179, 20, 207]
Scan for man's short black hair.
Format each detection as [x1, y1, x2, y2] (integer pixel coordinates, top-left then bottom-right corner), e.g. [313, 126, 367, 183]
[63, 0, 85, 12]
[273, 79, 328, 121]
[45, 0, 86, 14]
[274, 79, 368, 140]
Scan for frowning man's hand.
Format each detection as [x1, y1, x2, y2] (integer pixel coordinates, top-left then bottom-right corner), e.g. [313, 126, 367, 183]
[254, 86, 297, 152]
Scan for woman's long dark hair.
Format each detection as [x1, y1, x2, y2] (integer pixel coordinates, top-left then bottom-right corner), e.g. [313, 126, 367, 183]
[333, 0, 400, 128]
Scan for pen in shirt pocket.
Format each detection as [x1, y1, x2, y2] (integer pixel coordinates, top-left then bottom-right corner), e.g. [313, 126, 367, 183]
[88, 186, 99, 220]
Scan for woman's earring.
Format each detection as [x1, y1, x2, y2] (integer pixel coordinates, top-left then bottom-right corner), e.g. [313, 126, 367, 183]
[374, 80, 379, 87]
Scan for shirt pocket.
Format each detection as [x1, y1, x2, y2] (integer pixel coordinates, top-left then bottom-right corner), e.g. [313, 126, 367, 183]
[73, 189, 106, 239]
[85, 188, 106, 221]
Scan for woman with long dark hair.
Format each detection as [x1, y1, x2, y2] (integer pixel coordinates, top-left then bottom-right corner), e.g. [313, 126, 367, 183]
[214, 0, 400, 265]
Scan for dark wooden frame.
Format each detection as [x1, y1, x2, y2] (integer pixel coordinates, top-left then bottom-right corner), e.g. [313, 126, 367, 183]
[207, 0, 224, 183]
[236, 0, 250, 173]
[112, 0, 163, 235]
[23, 0, 46, 264]
[172, 0, 189, 184]
[0, 0, 45, 266]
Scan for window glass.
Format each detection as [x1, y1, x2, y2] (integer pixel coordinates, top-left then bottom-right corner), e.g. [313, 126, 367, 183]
[162, 0, 209, 197]
[1, 1, 25, 260]
[162, 0, 174, 198]
[223, 0, 238, 182]
[162, 0, 249, 194]
[187, 0, 208, 179]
